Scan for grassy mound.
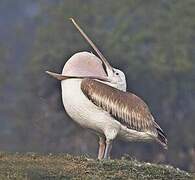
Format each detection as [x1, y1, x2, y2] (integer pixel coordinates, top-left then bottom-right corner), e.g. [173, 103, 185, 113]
[0, 152, 193, 179]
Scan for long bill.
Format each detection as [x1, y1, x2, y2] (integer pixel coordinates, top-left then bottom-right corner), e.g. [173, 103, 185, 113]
[69, 18, 114, 76]
[45, 71, 111, 82]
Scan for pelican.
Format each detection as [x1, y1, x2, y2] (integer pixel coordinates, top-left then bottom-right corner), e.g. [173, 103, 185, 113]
[46, 19, 168, 159]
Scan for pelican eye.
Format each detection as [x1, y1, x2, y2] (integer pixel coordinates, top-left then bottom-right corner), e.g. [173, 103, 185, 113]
[115, 72, 119, 75]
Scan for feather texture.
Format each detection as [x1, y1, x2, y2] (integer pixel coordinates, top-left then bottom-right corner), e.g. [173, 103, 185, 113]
[81, 78, 167, 148]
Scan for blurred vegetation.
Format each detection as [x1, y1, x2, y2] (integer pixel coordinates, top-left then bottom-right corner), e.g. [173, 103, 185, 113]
[0, 0, 195, 172]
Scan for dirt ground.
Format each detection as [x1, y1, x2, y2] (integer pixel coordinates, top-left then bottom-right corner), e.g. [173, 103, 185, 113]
[0, 152, 193, 179]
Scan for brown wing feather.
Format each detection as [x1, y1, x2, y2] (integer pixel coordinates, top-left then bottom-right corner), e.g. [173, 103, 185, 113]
[81, 79, 167, 147]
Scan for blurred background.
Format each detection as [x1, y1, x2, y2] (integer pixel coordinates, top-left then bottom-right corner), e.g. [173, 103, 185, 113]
[0, 0, 195, 172]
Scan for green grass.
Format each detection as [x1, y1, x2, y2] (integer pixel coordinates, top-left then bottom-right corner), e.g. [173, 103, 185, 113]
[0, 152, 193, 180]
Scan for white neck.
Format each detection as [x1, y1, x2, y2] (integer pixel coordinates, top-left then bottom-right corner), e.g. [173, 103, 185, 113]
[96, 80, 126, 92]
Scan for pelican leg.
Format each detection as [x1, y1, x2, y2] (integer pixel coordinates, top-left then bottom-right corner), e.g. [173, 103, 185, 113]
[103, 140, 113, 159]
[98, 136, 106, 160]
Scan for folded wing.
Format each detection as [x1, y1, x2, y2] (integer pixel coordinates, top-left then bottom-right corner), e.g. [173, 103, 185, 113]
[81, 78, 167, 148]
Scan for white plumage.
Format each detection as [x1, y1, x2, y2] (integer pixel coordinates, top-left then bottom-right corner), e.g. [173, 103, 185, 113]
[61, 79, 153, 142]
[46, 18, 167, 159]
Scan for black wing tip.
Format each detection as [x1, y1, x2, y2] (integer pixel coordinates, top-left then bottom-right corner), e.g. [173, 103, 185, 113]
[160, 140, 168, 150]
[157, 131, 168, 150]
[153, 123, 168, 150]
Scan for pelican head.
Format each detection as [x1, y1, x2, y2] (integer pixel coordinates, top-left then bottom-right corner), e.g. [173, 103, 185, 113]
[46, 18, 126, 91]
[69, 18, 126, 91]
